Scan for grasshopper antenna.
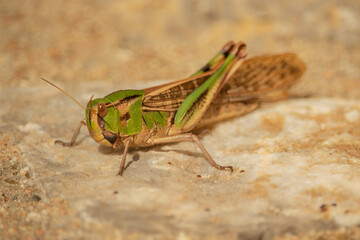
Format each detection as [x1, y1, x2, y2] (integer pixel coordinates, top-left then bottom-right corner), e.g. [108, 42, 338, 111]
[41, 78, 86, 111]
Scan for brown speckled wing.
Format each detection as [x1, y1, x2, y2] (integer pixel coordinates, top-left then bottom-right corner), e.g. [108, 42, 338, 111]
[142, 54, 306, 112]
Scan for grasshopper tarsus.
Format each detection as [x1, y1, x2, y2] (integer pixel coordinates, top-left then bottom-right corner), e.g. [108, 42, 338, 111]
[220, 166, 234, 172]
[54, 140, 73, 147]
[212, 164, 234, 172]
[117, 169, 124, 176]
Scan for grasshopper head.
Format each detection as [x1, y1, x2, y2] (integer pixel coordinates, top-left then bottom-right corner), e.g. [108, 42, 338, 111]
[85, 90, 145, 147]
[86, 98, 118, 147]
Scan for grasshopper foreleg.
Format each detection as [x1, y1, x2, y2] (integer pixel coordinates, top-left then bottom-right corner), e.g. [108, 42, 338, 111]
[151, 133, 233, 172]
[117, 139, 131, 176]
[55, 119, 86, 147]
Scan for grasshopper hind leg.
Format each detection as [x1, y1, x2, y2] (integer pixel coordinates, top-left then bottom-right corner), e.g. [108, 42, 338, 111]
[191, 134, 233, 171]
[192, 41, 235, 76]
[55, 119, 86, 147]
[151, 133, 233, 172]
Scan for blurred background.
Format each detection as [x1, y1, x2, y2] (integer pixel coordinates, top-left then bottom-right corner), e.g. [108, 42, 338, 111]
[1, 0, 359, 97]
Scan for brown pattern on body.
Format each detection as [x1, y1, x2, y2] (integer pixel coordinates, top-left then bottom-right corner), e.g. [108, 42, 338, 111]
[143, 74, 211, 110]
[142, 54, 305, 110]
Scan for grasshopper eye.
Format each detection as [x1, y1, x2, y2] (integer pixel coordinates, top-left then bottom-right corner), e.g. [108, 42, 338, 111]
[98, 103, 108, 117]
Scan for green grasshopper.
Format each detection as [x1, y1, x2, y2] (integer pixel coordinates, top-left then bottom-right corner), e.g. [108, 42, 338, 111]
[42, 41, 306, 176]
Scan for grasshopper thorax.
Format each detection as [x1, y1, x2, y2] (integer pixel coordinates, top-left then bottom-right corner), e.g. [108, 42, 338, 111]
[85, 90, 145, 147]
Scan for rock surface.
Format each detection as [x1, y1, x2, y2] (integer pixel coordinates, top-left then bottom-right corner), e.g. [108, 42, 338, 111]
[1, 0, 360, 239]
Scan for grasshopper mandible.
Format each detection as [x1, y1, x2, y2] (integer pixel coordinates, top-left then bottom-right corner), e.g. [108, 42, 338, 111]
[42, 41, 306, 176]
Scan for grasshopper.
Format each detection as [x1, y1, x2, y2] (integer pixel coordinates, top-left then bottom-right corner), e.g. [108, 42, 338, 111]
[42, 41, 306, 176]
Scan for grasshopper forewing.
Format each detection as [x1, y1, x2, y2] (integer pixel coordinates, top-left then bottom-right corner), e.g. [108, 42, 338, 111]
[43, 41, 306, 176]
